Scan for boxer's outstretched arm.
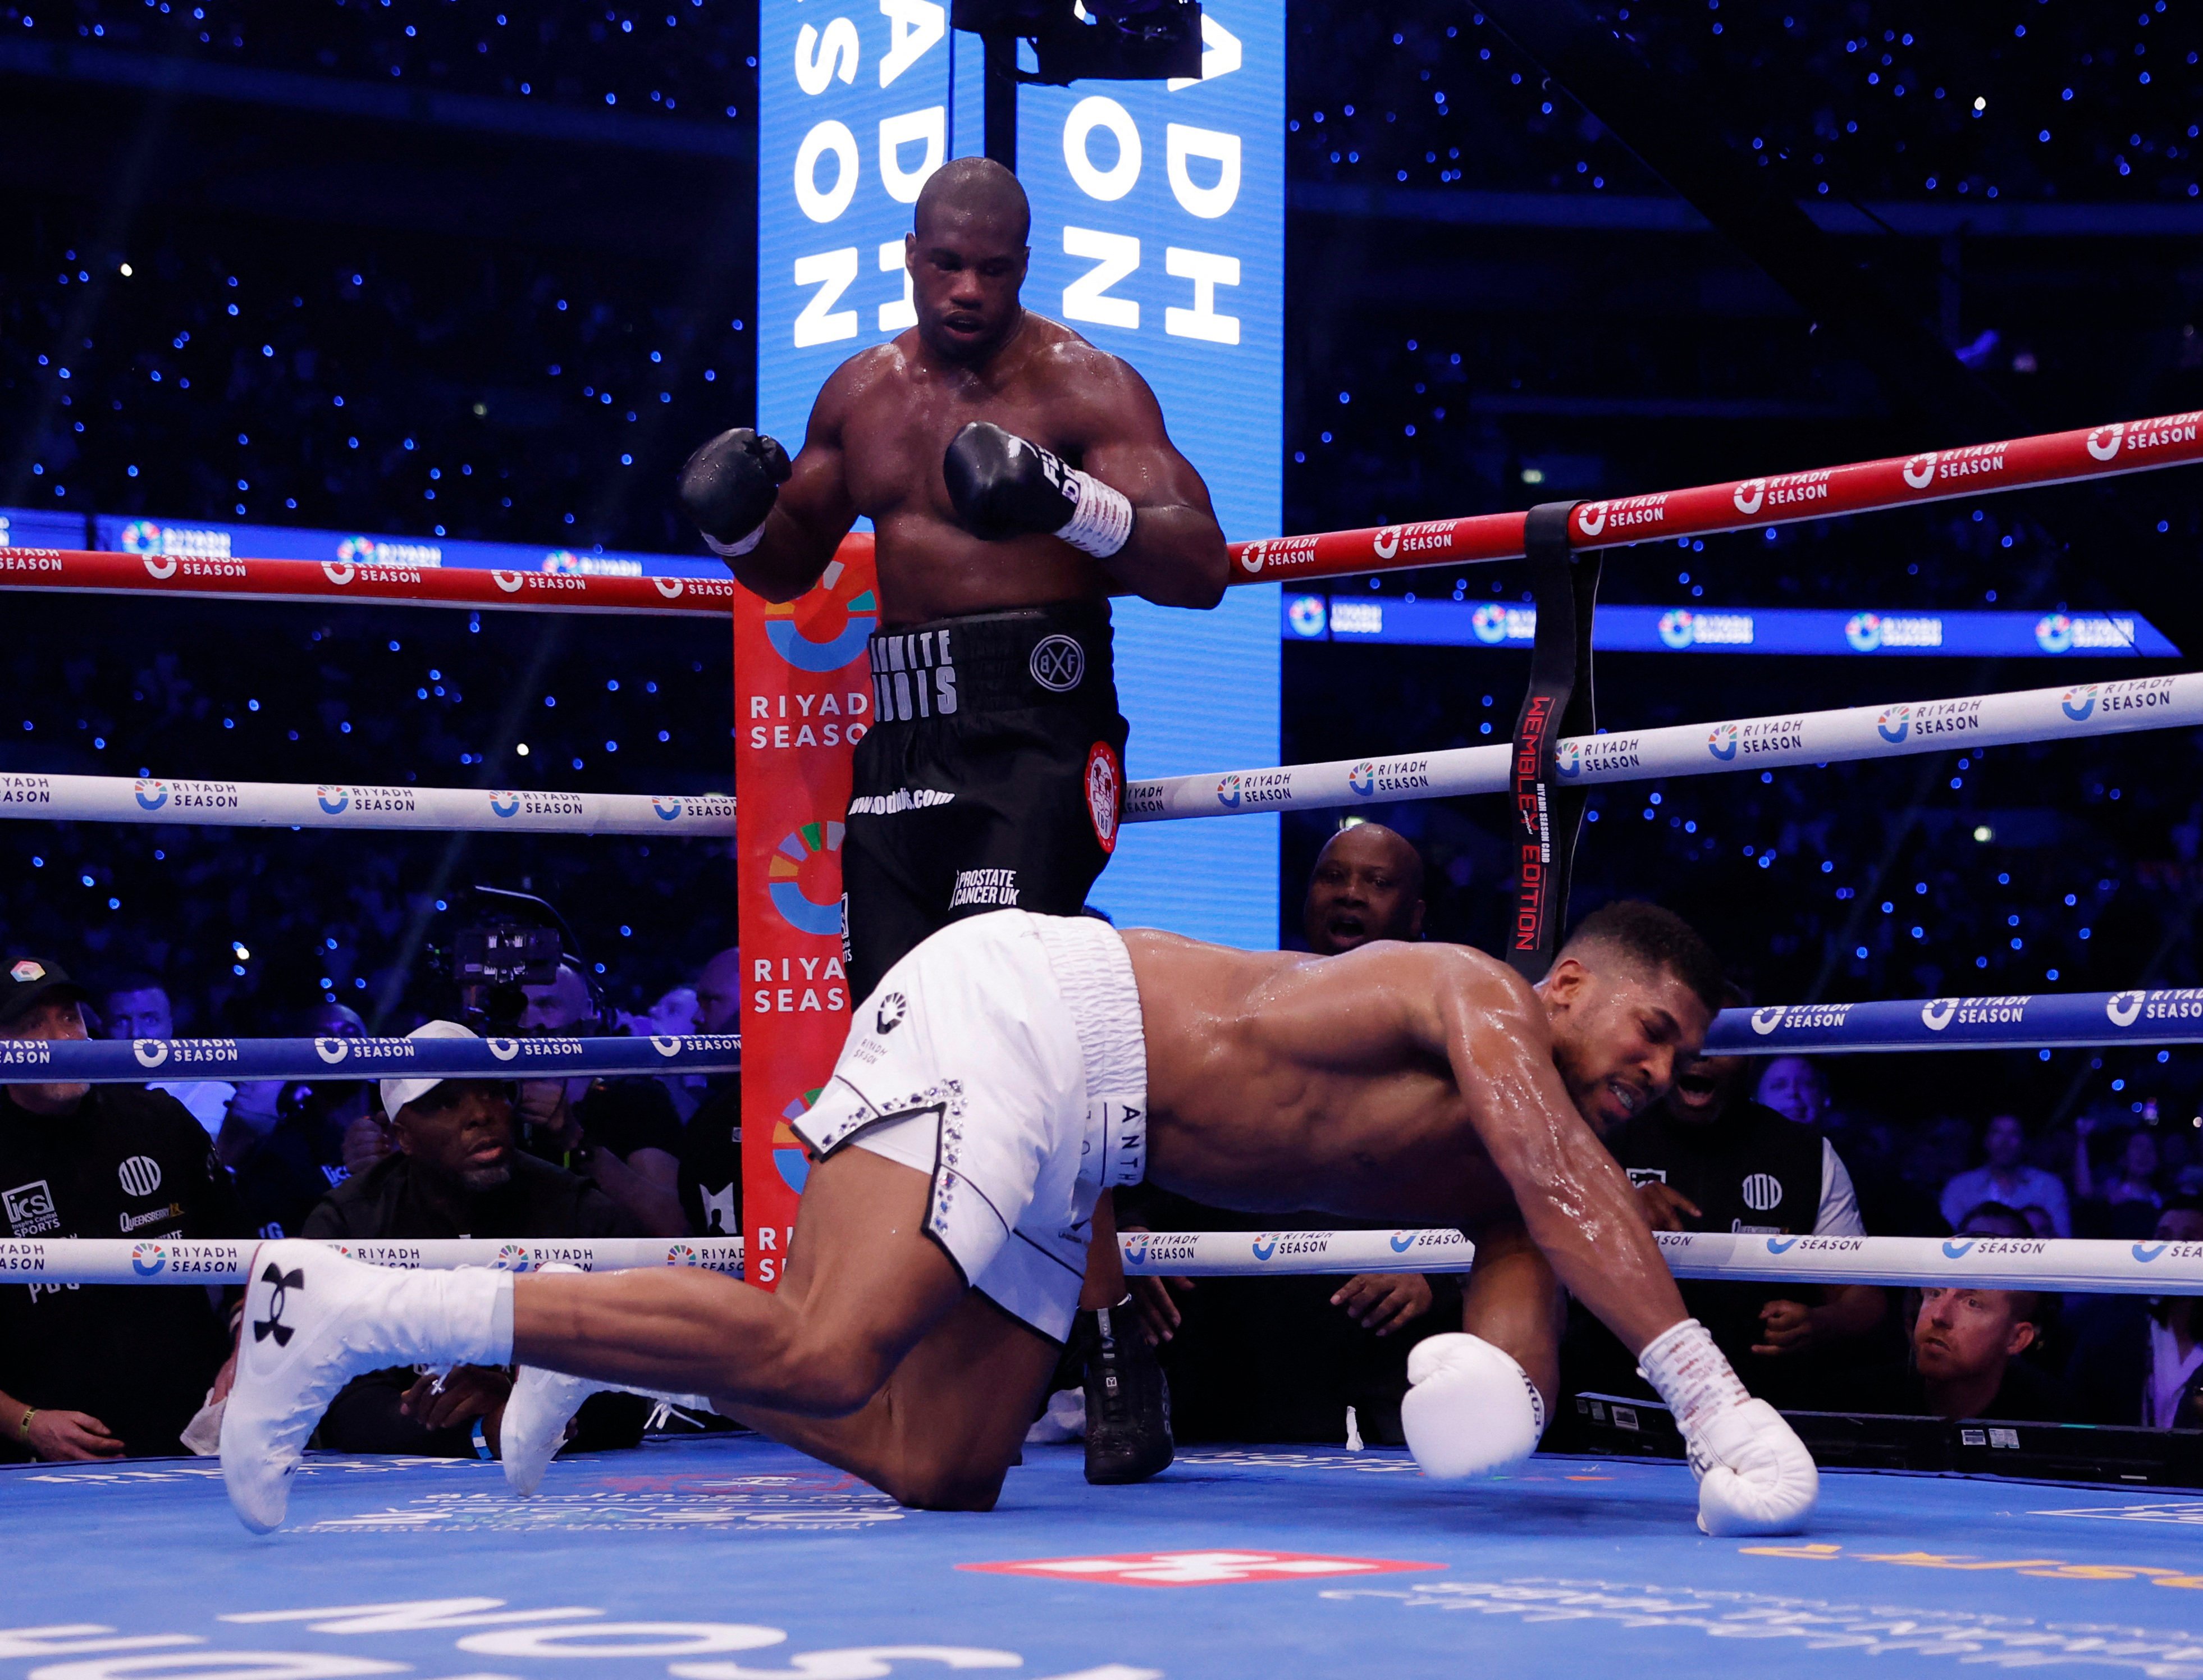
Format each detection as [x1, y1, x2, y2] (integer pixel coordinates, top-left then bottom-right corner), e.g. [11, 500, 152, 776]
[726, 359, 865, 603]
[1421, 957, 1688, 1358]
[1073, 357, 1230, 609]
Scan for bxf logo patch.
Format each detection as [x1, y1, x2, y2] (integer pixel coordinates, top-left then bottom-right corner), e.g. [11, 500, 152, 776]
[959, 1550, 1445, 1588]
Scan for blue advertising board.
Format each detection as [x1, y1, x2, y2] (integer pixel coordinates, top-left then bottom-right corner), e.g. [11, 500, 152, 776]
[758, 2, 1284, 947]
[1287, 594, 2179, 659]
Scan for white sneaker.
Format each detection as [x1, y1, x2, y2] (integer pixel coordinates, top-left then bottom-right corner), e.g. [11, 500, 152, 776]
[219, 1240, 417, 1532]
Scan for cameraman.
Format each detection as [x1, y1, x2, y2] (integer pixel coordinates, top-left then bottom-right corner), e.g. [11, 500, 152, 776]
[514, 959, 687, 1238]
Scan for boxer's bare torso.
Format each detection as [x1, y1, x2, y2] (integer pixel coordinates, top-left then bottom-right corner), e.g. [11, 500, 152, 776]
[1123, 930, 1703, 1358]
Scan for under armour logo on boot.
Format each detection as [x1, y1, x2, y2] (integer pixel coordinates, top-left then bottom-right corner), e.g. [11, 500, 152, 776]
[253, 1262, 304, 1346]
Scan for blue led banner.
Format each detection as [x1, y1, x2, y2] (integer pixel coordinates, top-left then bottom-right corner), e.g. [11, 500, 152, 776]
[1286, 594, 2178, 659]
[3, 1033, 740, 1084]
[1702, 987, 2203, 1054]
[758, 1, 1285, 947]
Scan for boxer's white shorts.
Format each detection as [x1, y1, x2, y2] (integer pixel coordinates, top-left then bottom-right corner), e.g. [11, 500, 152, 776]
[789, 910, 1148, 1342]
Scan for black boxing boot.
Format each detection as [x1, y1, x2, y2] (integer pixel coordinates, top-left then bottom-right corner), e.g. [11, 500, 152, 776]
[1081, 1297, 1173, 1485]
[677, 426, 791, 563]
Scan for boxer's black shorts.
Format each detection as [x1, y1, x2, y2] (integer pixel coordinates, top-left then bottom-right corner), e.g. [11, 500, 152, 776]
[843, 600, 1128, 1006]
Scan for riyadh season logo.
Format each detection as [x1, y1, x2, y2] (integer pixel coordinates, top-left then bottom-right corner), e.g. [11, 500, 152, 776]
[1389, 1231, 1417, 1254]
[1943, 1238, 1977, 1259]
[2036, 614, 2076, 654]
[132, 1039, 170, 1069]
[652, 796, 684, 821]
[1470, 603, 1510, 645]
[1706, 723, 1740, 762]
[665, 1243, 701, 1267]
[1349, 761, 1377, 797]
[314, 1038, 350, 1063]
[487, 1038, 521, 1061]
[1574, 501, 1609, 537]
[1733, 478, 1766, 515]
[1876, 705, 1911, 744]
[1902, 452, 1939, 490]
[493, 1244, 532, 1272]
[1216, 773, 1243, 810]
[1845, 613, 1885, 652]
[2106, 990, 2145, 1028]
[134, 778, 170, 811]
[1554, 741, 1582, 779]
[1373, 526, 1402, 560]
[1921, 997, 1959, 1031]
[1125, 1232, 1151, 1266]
[321, 561, 356, 587]
[1657, 609, 1696, 650]
[2135, 1242, 2169, 1263]
[1287, 595, 1327, 638]
[650, 1035, 683, 1057]
[131, 1241, 167, 1277]
[490, 791, 522, 819]
[316, 786, 351, 815]
[2062, 684, 2100, 722]
[1751, 1006, 1788, 1035]
[2087, 422, 2125, 462]
[1250, 1234, 1278, 1262]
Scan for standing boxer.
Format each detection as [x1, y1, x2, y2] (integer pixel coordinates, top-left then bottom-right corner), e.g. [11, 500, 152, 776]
[678, 157, 1228, 1482]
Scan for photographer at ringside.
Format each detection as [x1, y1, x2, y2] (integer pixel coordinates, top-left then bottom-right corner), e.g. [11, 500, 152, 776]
[513, 958, 687, 1238]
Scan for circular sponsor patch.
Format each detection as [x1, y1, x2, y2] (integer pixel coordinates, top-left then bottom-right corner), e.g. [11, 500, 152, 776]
[1741, 1172, 1782, 1213]
[118, 1154, 163, 1199]
[1085, 741, 1122, 855]
[1030, 634, 1085, 693]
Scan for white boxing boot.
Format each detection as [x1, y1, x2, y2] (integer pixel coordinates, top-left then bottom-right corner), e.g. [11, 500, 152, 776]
[220, 1240, 513, 1532]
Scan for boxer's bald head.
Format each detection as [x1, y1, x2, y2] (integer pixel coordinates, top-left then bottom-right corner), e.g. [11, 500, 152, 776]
[913, 157, 1031, 244]
[907, 159, 1031, 363]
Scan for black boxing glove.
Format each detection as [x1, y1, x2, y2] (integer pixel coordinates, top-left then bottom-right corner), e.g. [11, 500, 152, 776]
[943, 422, 1134, 559]
[677, 427, 792, 561]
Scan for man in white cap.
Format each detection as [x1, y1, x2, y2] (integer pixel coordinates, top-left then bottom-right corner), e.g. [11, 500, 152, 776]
[296, 1021, 643, 1459]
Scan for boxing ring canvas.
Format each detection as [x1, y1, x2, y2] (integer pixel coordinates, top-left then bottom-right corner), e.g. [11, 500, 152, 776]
[15, 1435, 2203, 1680]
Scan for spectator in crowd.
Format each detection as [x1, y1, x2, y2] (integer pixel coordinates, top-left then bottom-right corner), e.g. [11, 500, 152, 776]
[678, 946, 743, 1240]
[2075, 1118, 2164, 1217]
[2063, 1197, 2203, 1428]
[1571, 983, 1886, 1409]
[1118, 823, 1456, 1445]
[221, 1001, 373, 1239]
[1940, 1114, 2072, 1238]
[0, 955, 247, 1460]
[514, 958, 685, 1237]
[1755, 1056, 1830, 1129]
[1841, 1276, 2067, 1422]
[100, 971, 235, 1138]
[301, 1020, 647, 1458]
[632, 979, 707, 1121]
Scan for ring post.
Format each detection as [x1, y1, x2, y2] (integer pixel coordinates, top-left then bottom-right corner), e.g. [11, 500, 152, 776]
[1506, 501, 1599, 981]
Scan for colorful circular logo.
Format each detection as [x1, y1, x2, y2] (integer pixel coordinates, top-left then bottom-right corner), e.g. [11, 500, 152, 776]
[317, 786, 351, 815]
[2061, 683, 2099, 722]
[1349, 760, 1377, 796]
[769, 820, 846, 935]
[1657, 609, 1695, 650]
[1876, 705, 1911, 744]
[1470, 602, 1510, 645]
[494, 1243, 532, 1272]
[1553, 741, 1581, 779]
[1086, 742, 1121, 855]
[1287, 595, 1327, 637]
[1706, 723, 1739, 761]
[775, 1088, 824, 1195]
[763, 558, 877, 673]
[2036, 614, 2074, 654]
[134, 779, 169, 811]
[1844, 613, 1884, 652]
[490, 791, 522, 818]
[131, 1241, 168, 1277]
[1215, 773, 1243, 810]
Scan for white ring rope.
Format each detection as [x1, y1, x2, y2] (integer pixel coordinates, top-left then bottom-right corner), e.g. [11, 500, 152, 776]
[1125, 670, 2198, 823]
[15, 1230, 2203, 1294]
[0, 773, 735, 836]
[5, 672, 2186, 838]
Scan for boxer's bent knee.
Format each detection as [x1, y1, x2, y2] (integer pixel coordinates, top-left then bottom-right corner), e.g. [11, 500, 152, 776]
[761, 1335, 898, 1419]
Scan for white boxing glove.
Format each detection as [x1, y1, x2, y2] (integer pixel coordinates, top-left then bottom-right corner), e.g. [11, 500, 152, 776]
[1638, 1318, 1818, 1536]
[1401, 1332, 1547, 1479]
[1690, 1398, 1818, 1537]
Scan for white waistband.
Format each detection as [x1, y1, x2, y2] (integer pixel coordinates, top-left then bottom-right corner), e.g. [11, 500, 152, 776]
[1030, 914, 1148, 1189]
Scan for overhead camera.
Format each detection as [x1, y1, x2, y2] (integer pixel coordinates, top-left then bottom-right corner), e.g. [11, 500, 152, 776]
[950, 0, 1202, 84]
[431, 885, 587, 1034]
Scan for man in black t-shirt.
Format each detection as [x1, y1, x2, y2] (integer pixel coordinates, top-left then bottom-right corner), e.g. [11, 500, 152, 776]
[0, 956, 248, 1460]
[513, 961, 685, 1236]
